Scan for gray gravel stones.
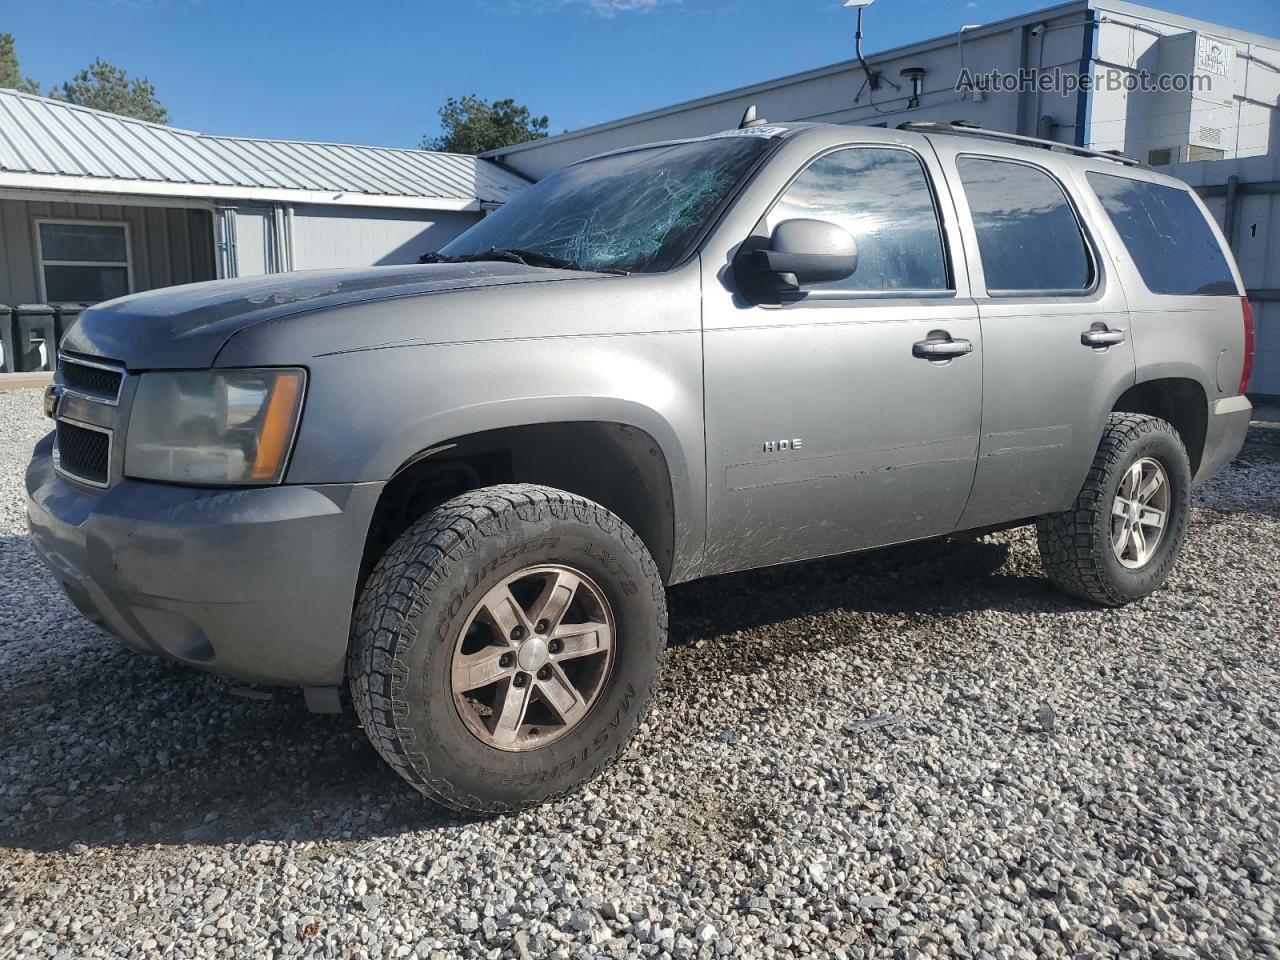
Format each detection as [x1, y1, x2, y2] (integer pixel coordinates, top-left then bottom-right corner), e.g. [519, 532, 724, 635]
[2, 386, 1278, 959]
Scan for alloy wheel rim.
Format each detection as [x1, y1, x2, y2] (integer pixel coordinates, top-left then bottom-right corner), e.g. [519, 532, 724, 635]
[1110, 456, 1171, 570]
[451, 564, 615, 752]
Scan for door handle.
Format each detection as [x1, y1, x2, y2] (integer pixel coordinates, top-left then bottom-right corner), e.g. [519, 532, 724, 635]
[913, 336, 973, 360]
[1081, 326, 1126, 348]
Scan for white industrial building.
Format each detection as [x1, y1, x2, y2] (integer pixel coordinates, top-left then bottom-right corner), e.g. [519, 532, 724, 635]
[484, 0, 1280, 396]
[485, 0, 1279, 179]
[0, 88, 529, 377]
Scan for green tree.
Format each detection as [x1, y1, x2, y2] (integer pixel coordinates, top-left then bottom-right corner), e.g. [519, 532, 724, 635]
[51, 58, 168, 123]
[423, 95, 548, 154]
[0, 33, 40, 94]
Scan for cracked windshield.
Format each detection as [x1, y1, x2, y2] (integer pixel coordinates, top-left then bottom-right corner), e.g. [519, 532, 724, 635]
[439, 135, 772, 273]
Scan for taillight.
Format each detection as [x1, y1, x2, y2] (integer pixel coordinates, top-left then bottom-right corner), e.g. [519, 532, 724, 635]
[1239, 297, 1255, 396]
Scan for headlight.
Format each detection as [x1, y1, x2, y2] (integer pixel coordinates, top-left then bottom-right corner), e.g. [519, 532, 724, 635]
[125, 368, 306, 485]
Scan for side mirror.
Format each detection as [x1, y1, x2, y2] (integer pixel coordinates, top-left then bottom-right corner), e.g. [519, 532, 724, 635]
[747, 218, 858, 295]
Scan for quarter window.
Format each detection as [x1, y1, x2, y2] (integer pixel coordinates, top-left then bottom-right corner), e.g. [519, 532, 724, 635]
[1086, 173, 1236, 296]
[36, 221, 132, 303]
[766, 147, 950, 294]
[956, 158, 1092, 294]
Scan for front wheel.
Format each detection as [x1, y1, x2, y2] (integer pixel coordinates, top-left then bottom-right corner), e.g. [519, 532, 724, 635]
[1037, 413, 1191, 606]
[348, 484, 667, 813]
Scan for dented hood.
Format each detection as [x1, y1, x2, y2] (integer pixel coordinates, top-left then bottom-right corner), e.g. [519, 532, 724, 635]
[61, 262, 589, 370]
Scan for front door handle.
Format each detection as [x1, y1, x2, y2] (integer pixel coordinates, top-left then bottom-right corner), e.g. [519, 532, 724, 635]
[1081, 326, 1127, 348]
[913, 336, 973, 360]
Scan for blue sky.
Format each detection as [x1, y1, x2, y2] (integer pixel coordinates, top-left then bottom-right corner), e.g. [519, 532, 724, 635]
[5, 0, 1279, 147]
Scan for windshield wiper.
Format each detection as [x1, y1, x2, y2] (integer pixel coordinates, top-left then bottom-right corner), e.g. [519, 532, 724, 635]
[420, 248, 629, 276]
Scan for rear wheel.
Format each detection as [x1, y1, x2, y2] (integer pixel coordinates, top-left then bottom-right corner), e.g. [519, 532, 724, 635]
[1037, 413, 1191, 606]
[348, 484, 666, 812]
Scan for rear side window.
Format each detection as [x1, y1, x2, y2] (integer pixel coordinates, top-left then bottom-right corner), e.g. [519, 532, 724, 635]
[956, 157, 1093, 294]
[1087, 173, 1236, 296]
[765, 147, 950, 294]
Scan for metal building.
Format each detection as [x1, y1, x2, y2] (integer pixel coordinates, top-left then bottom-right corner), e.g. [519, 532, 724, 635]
[484, 0, 1279, 180]
[0, 88, 529, 377]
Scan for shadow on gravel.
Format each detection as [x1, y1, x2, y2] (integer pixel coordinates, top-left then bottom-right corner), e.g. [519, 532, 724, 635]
[666, 532, 1088, 650]
[0, 534, 472, 853]
[0, 530, 1085, 854]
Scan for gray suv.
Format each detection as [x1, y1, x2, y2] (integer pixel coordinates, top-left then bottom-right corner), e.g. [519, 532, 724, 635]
[26, 120, 1254, 812]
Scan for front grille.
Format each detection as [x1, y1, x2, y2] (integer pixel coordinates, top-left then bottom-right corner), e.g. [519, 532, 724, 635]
[56, 421, 111, 486]
[60, 357, 124, 402]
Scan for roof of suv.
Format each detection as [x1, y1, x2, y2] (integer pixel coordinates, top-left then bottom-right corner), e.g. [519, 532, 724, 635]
[572, 119, 1202, 195]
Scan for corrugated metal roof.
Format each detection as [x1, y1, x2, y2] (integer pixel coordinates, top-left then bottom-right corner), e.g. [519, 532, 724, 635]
[0, 88, 530, 208]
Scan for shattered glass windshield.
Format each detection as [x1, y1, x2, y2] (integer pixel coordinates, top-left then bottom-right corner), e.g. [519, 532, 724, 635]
[439, 136, 773, 274]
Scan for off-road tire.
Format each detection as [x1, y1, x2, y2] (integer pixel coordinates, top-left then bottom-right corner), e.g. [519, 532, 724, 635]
[1037, 413, 1191, 606]
[348, 484, 667, 813]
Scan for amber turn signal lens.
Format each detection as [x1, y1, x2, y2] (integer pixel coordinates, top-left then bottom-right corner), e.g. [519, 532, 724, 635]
[250, 372, 304, 481]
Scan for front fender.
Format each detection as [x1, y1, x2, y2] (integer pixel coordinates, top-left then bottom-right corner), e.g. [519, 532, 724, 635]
[285, 335, 706, 582]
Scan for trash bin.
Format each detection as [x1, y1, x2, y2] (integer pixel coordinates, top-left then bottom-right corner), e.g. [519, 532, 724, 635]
[0, 305, 14, 374]
[53, 303, 87, 361]
[16, 304, 57, 373]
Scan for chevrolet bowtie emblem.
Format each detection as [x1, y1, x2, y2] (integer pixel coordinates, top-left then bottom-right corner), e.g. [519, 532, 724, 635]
[43, 384, 63, 420]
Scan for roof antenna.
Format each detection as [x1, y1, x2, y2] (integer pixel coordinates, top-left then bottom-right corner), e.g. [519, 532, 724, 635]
[739, 104, 768, 129]
[844, 0, 900, 93]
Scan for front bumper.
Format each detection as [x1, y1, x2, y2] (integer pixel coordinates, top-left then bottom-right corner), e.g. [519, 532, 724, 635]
[1194, 395, 1253, 487]
[25, 432, 383, 686]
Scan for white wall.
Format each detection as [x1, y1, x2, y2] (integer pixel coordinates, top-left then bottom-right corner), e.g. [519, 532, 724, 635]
[489, 6, 1097, 180]
[1088, 9, 1280, 163]
[290, 205, 479, 271]
[491, 1, 1278, 181]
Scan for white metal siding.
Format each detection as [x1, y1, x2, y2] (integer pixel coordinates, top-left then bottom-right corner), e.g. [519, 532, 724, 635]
[485, 6, 1100, 180]
[0, 197, 215, 304]
[486, 1, 1278, 181]
[290, 205, 479, 271]
[230, 208, 274, 278]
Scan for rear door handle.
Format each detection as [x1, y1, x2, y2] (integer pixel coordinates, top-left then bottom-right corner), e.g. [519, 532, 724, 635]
[913, 336, 973, 360]
[1081, 326, 1126, 348]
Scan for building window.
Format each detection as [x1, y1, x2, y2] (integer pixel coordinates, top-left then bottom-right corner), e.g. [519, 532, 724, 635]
[35, 220, 132, 304]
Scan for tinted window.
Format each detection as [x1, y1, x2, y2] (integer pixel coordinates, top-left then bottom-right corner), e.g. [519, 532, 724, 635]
[1087, 173, 1236, 296]
[38, 221, 131, 304]
[957, 157, 1092, 293]
[766, 147, 949, 294]
[441, 136, 771, 274]
[44, 265, 129, 302]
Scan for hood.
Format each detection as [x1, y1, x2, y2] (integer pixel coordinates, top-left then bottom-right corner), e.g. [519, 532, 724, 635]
[60, 262, 590, 369]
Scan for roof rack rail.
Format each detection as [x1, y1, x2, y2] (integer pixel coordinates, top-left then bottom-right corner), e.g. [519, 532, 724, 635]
[897, 121, 1142, 167]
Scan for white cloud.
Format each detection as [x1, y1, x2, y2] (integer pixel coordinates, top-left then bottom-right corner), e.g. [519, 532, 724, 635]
[568, 0, 672, 15]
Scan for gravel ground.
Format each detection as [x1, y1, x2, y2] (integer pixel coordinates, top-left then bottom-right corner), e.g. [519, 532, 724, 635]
[2, 385, 1278, 960]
